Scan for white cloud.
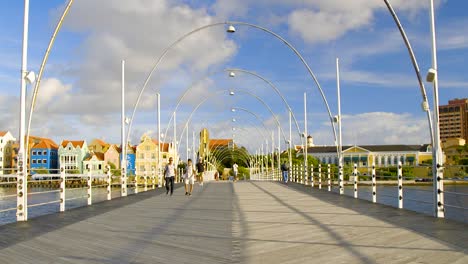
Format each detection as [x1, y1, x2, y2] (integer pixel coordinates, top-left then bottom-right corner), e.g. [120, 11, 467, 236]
[312, 112, 431, 145]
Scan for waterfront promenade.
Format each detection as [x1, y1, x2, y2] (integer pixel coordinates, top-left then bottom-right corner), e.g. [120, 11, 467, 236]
[0, 181, 467, 263]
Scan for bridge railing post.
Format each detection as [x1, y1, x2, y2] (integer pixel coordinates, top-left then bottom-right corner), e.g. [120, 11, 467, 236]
[372, 162, 376, 203]
[327, 164, 331, 192]
[318, 164, 322, 189]
[398, 161, 403, 209]
[60, 166, 65, 212]
[134, 170, 139, 194]
[144, 171, 148, 192]
[121, 166, 127, 197]
[353, 163, 358, 199]
[152, 168, 155, 189]
[106, 165, 111, 201]
[310, 164, 314, 187]
[87, 168, 92, 205]
[339, 163, 344, 195]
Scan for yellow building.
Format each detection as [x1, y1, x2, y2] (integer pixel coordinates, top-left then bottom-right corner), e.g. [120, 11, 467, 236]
[199, 128, 209, 159]
[135, 134, 176, 177]
[302, 144, 433, 176]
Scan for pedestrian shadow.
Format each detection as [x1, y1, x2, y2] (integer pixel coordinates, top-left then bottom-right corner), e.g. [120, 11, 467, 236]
[277, 182, 468, 253]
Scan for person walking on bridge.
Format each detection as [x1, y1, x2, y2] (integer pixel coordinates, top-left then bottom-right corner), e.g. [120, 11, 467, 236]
[281, 161, 290, 184]
[196, 158, 205, 187]
[164, 157, 177, 195]
[184, 158, 195, 196]
[233, 162, 239, 182]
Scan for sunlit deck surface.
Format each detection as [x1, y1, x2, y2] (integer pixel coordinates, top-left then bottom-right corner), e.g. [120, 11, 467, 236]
[0, 182, 467, 263]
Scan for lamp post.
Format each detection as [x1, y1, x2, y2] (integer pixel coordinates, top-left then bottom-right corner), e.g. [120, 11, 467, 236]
[17, 0, 35, 221]
[121, 60, 127, 196]
[336, 58, 344, 195]
[427, 0, 444, 218]
[157, 93, 162, 187]
[304, 92, 308, 186]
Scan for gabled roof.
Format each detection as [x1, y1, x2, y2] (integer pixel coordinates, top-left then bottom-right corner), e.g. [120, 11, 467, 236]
[152, 139, 170, 152]
[209, 139, 233, 149]
[84, 152, 105, 161]
[106, 144, 121, 154]
[0, 131, 8, 137]
[61, 140, 85, 148]
[32, 139, 59, 150]
[90, 139, 109, 147]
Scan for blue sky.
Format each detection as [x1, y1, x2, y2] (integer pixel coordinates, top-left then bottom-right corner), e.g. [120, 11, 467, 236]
[0, 0, 467, 155]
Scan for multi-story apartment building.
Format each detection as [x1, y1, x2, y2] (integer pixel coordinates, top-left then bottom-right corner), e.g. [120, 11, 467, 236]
[30, 138, 59, 173]
[135, 134, 175, 177]
[439, 98, 468, 142]
[58, 140, 89, 173]
[0, 131, 16, 174]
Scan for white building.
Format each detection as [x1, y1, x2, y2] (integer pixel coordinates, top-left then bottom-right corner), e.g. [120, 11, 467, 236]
[0, 131, 16, 174]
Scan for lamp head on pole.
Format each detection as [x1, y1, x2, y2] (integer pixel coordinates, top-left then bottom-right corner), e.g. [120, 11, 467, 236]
[229, 90, 235, 96]
[426, 68, 436, 82]
[227, 24, 236, 33]
[25, 71, 36, 84]
[231, 108, 236, 112]
[229, 71, 235, 77]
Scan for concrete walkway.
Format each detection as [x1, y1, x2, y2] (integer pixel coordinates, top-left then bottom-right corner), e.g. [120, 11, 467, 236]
[0, 182, 466, 263]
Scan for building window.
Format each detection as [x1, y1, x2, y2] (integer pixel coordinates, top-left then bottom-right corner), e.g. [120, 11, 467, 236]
[43, 159, 47, 164]
[139, 153, 144, 159]
[32, 159, 36, 164]
[32, 151, 37, 155]
[43, 151, 47, 155]
[146, 146, 150, 151]
[38, 160, 42, 164]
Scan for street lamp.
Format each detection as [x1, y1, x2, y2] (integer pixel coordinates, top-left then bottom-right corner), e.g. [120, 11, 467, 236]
[229, 71, 236, 77]
[227, 24, 236, 33]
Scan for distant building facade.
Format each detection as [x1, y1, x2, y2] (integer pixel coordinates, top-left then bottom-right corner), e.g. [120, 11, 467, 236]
[0, 131, 16, 174]
[58, 140, 89, 173]
[439, 98, 468, 142]
[83, 152, 105, 175]
[104, 144, 120, 170]
[30, 139, 59, 173]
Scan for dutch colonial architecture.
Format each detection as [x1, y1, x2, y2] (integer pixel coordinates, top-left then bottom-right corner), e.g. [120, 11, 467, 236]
[104, 144, 120, 170]
[0, 131, 16, 174]
[58, 140, 89, 173]
[83, 152, 106, 175]
[135, 134, 175, 177]
[124, 144, 136, 175]
[30, 138, 59, 173]
[88, 139, 110, 153]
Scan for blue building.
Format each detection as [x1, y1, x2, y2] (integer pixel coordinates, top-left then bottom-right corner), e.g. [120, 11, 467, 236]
[30, 139, 59, 173]
[120, 144, 136, 175]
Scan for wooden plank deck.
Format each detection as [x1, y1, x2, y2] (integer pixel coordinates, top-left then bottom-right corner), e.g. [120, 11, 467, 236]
[0, 182, 466, 263]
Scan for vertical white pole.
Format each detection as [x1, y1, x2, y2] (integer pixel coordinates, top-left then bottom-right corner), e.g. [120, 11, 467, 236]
[429, 0, 444, 218]
[271, 131, 274, 177]
[337, 58, 344, 195]
[372, 161, 377, 203]
[174, 111, 177, 175]
[278, 125, 280, 180]
[398, 161, 403, 209]
[289, 111, 292, 177]
[311, 164, 314, 187]
[318, 164, 322, 189]
[121, 60, 127, 197]
[304, 92, 308, 186]
[17, 0, 30, 221]
[157, 93, 161, 188]
[107, 165, 111, 200]
[186, 123, 189, 163]
[327, 164, 331, 191]
[87, 168, 92, 205]
[353, 163, 358, 198]
[152, 167, 155, 189]
[192, 131, 196, 162]
[60, 165, 65, 211]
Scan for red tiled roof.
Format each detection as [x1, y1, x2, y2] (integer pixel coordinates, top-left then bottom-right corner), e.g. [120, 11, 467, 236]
[91, 139, 109, 147]
[32, 139, 58, 150]
[209, 139, 232, 149]
[152, 139, 170, 152]
[85, 152, 105, 161]
[0, 131, 8, 137]
[61, 140, 85, 148]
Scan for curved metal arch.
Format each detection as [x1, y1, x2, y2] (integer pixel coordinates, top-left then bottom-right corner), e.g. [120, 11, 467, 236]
[25, 0, 74, 165]
[164, 68, 304, 147]
[176, 90, 289, 155]
[127, 20, 337, 153]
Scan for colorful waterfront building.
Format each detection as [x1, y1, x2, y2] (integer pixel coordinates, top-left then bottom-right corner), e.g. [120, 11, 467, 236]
[0, 131, 16, 174]
[30, 138, 59, 173]
[58, 140, 89, 173]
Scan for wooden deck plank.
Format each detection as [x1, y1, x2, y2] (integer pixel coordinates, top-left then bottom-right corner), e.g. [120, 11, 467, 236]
[0, 181, 466, 263]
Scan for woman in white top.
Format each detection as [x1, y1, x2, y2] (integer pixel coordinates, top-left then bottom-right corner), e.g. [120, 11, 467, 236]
[184, 159, 196, 196]
[164, 157, 176, 196]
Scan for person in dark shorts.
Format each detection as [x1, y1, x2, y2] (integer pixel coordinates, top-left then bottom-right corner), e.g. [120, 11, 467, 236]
[196, 158, 205, 186]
